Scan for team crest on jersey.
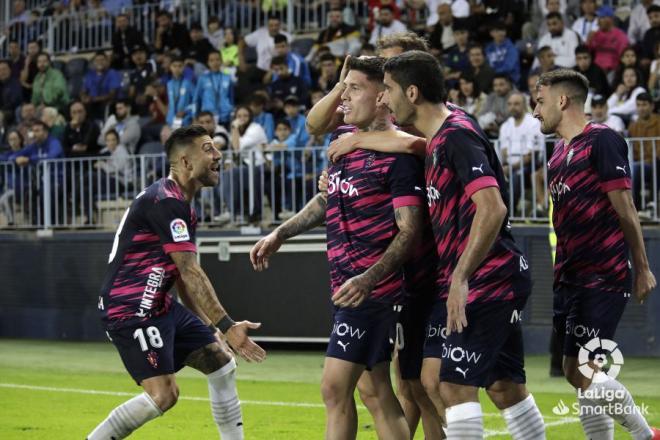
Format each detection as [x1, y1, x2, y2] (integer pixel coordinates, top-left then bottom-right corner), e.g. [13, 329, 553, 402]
[566, 148, 574, 165]
[170, 219, 190, 242]
[147, 350, 159, 369]
[365, 153, 375, 169]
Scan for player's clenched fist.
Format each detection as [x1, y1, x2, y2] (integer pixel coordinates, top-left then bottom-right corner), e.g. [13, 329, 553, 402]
[318, 169, 328, 195]
[250, 232, 283, 272]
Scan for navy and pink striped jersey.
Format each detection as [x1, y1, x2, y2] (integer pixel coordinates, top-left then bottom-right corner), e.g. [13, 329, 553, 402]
[425, 109, 531, 303]
[548, 123, 632, 292]
[99, 178, 198, 330]
[326, 126, 426, 305]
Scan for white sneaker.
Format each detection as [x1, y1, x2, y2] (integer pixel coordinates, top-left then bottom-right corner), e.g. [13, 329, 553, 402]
[213, 212, 231, 225]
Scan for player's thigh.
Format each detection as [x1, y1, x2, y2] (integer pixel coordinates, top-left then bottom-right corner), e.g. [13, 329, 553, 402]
[184, 341, 234, 375]
[420, 357, 442, 395]
[169, 301, 219, 374]
[397, 297, 431, 383]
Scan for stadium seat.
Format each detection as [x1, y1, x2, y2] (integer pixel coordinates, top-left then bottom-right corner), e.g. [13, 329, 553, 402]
[291, 38, 315, 58]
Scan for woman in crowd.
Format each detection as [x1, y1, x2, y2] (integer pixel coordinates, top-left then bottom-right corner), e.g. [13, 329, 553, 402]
[607, 66, 647, 119]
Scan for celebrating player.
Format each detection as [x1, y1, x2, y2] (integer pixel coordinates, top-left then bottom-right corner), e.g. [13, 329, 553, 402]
[533, 69, 660, 440]
[87, 125, 265, 440]
[250, 56, 422, 440]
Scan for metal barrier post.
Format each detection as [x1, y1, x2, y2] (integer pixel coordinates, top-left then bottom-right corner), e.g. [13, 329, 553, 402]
[42, 161, 51, 230]
[287, 0, 294, 33]
[46, 17, 55, 54]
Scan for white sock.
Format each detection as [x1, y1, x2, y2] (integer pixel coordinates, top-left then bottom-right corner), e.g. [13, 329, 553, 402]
[208, 358, 244, 439]
[501, 394, 546, 439]
[445, 401, 483, 440]
[579, 395, 614, 440]
[585, 378, 652, 440]
[87, 392, 162, 439]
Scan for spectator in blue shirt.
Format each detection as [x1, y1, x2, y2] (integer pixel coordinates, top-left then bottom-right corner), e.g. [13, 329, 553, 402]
[81, 51, 122, 122]
[272, 34, 312, 87]
[248, 92, 275, 141]
[283, 95, 309, 148]
[166, 56, 195, 128]
[269, 56, 309, 111]
[158, 51, 195, 86]
[11, 120, 64, 167]
[194, 52, 234, 125]
[485, 21, 521, 85]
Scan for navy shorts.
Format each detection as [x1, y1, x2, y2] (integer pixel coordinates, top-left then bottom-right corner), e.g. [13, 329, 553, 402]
[428, 296, 529, 388]
[397, 294, 433, 380]
[326, 299, 399, 370]
[553, 284, 630, 357]
[423, 297, 448, 359]
[106, 301, 216, 384]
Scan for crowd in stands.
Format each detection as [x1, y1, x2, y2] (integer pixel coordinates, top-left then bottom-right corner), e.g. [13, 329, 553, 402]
[0, 0, 659, 224]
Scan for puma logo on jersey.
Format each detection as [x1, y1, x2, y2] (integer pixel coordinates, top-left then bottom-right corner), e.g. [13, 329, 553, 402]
[455, 367, 469, 379]
[472, 164, 484, 174]
[337, 340, 350, 352]
[616, 166, 627, 175]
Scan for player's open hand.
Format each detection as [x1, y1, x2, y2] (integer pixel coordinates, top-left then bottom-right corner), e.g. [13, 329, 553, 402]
[633, 268, 656, 304]
[446, 277, 468, 335]
[318, 170, 328, 196]
[225, 321, 266, 362]
[250, 232, 283, 271]
[331, 274, 374, 308]
[339, 54, 351, 85]
[327, 133, 358, 163]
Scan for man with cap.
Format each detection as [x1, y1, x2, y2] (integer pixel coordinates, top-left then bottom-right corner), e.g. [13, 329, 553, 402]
[587, 5, 629, 73]
[128, 44, 157, 116]
[589, 94, 625, 134]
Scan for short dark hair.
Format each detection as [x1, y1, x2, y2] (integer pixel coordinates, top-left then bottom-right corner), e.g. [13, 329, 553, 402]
[546, 12, 563, 21]
[275, 119, 292, 129]
[32, 120, 49, 131]
[376, 31, 430, 53]
[647, 4, 660, 14]
[329, 7, 343, 13]
[380, 4, 394, 13]
[636, 92, 653, 103]
[273, 34, 288, 45]
[493, 73, 512, 84]
[94, 50, 107, 59]
[319, 53, 336, 64]
[267, 13, 281, 21]
[271, 55, 287, 66]
[165, 125, 209, 159]
[347, 56, 385, 83]
[115, 98, 132, 108]
[537, 45, 553, 56]
[490, 21, 507, 31]
[208, 16, 221, 25]
[0, 60, 10, 69]
[383, 50, 446, 104]
[156, 10, 172, 19]
[196, 110, 215, 120]
[105, 129, 119, 140]
[36, 52, 50, 62]
[248, 93, 268, 106]
[468, 44, 484, 54]
[190, 22, 203, 31]
[575, 45, 591, 56]
[536, 68, 589, 105]
[28, 39, 42, 48]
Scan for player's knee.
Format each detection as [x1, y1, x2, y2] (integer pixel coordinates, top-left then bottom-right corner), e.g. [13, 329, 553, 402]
[397, 379, 415, 402]
[409, 380, 430, 405]
[421, 371, 441, 398]
[149, 385, 179, 412]
[321, 379, 350, 409]
[356, 381, 380, 410]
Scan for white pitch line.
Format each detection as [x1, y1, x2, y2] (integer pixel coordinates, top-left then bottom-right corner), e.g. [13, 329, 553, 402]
[484, 417, 580, 438]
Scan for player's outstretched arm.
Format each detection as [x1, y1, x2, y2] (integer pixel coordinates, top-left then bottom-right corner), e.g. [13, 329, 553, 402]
[250, 194, 327, 271]
[447, 188, 507, 335]
[327, 131, 426, 163]
[331, 205, 423, 307]
[607, 189, 657, 303]
[305, 55, 351, 136]
[171, 251, 266, 362]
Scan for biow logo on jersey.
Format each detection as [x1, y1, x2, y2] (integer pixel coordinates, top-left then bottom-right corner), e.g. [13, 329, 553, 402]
[441, 343, 483, 365]
[331, 322, 365, 340]
[328, 171, 359, 197]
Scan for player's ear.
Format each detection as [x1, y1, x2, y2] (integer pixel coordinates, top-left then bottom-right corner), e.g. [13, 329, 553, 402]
[559, 94, 570, 111]
[406, 85, 419, 104]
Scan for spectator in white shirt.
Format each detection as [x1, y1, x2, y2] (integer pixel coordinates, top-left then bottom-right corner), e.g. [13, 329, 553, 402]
[628, 0, 660, 45]
[607, 66, 647, 119]
[571, 0, 599, 42]
[369, 5, 408, 45]
[95, 129, 133, 185]
[498, 92, 546, 213]
[426, 0, 469, 26]
[536, 12, 580, 68]
[589, 94, 625, 134]
[241, 15, 292, 72]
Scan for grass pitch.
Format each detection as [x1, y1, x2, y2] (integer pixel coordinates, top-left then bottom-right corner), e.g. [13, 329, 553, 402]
[1, 339, 659, 439]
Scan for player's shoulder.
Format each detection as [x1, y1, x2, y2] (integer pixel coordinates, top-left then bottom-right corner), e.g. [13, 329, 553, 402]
[138, 178, 187, 207]
[586, 123, 626, 147]
[329, 124, 357, 143]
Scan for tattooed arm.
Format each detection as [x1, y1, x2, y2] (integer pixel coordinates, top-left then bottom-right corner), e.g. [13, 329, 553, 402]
[327, 130, 427, 163]
[331, 205, 423, 307]
[170, 251, 265, 362]
[250, 194, 327, 271]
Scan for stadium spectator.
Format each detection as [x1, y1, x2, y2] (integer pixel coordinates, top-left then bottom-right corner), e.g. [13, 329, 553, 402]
[195, 111, 229, 148]
[128, 45, 157, 116]
[485, 22, 520, 85]
[81, 52, 122, 122]
[221, 28, 240, 74]
[40, 107, 66, 141]
[165, 57, 195, 129]
[607, 67, 647, 119]
[94, 129, 133, 188]
[527, 73, 540, 107]
[444, 21, 471, 82]
[368, 5, 407, 45]
[6, 40, 24, 81]
[426, 0, 470, 26]
[0, 129, 25, 225]
[101, 0, 133, 16]
[19, 40, 42, 100]
[140, 80, 168, 141]
[283, 95, 310, 148]
[316, 53, 340, 95]
[12, 120, 64, 168]
[498, 92, 546, 213]
[649, 42, 660, 102]
[110, 13, 145, 70]
[265, 118, 297, 217]
[271, 34, 312, 87]
[641, 5, 660, 62]
[589, 94, 625, 134]
[185, 23, 216, 73]
[428, 3, 455, 52]
[613, 47, 647, 90]
[312, 7, 361, 59]
[473, 0, 526, 42]
[479, 74, 514, 137]
[194, 52, 234, 126]
[0, 61, 22, 127]
[451, 72, 488, 116]
[587, 6, 629, 73]
[248, 93, 275, 142]
[206, 16, 224, 49]
[242, 14, 292, 72]
[629, 0, 659, 46]
[571, 0, 599, 42]
[574, 45, 610, 97]
[98, 99, 141, 153]
[31, 53, 69, 112]
[269, 55, 309, 111]
[62, 101, 101, 157]
[0, 129, 23, 159]
[154, 10, 191, 55]
[468, 44, 496, 93]
[8, 0, 29, 26]
[629, 93, 660, 209]
[530, 46, 559, 76]
[536, 12, 579, 68]
[14, 103, 38, 142]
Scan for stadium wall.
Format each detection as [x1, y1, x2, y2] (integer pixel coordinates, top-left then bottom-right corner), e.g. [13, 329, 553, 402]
[0, 227, 658, 356]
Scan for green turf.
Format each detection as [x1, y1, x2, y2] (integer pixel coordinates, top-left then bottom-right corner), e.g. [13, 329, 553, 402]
[0, 339, 659, 439]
